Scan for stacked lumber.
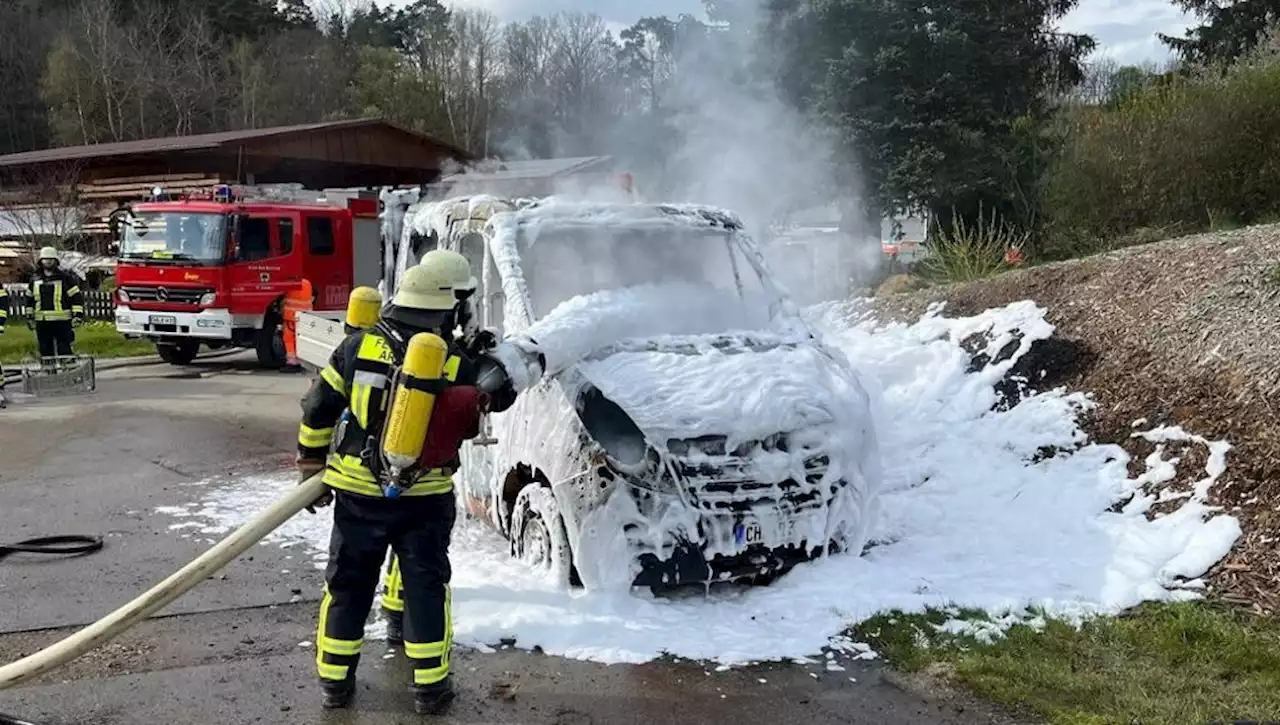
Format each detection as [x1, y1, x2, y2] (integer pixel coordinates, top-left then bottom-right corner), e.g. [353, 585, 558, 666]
[78, 172, 226, 201]
[78, 173, 228, 235]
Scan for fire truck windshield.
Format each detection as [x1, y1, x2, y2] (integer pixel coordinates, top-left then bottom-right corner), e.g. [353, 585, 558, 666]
[119, 211, 227, 265]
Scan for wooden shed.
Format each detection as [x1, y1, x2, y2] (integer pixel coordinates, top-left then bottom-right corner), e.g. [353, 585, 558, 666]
[0, 118, 471, 238]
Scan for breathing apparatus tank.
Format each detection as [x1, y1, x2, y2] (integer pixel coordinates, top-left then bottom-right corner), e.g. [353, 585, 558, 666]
[344, 286, 382, 333]
[378, 332, 449, 498]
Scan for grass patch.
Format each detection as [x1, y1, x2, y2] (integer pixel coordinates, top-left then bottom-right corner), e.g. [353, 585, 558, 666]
[917, 206, 1027, 284]
[853, 602, 1280, 724]
[0, 321, 156, 363]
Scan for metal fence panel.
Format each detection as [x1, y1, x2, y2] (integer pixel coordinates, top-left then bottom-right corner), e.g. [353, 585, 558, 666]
[2, 285, 115, 322]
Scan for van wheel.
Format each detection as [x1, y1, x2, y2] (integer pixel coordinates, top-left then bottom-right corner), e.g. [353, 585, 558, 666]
[510, 484, 573, 586]
[255, 306, 286, 368]
[156, 340, 200, 366]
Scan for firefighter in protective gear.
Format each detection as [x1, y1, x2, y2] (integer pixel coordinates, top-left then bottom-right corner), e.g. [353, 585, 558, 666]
[295, 251, 517, 714]
[377, 253, 479, 646]
[29, 246, 84, 363]
[0, 284, 8, 408]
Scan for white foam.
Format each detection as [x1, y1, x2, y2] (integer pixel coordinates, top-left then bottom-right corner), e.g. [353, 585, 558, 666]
[154, 299, 1241, 666]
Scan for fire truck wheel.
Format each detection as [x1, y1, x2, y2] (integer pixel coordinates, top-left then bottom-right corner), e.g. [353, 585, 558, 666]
[156, 340, 200, 366]
[255, 308, 287, 368]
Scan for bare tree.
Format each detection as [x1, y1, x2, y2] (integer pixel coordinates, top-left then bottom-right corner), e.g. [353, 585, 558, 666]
[498, 15, 564, 157]
[308, 0, 374, 36]
[420, 8, 503, 154]
[549, 13, 622, 155]
[0, 162, 98, 276]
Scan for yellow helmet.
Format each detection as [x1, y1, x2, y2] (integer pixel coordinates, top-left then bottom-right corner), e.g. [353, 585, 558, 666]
[425, 249, 475, 295]
[393, 252, 466, 311]
[345, 286, 382, 330]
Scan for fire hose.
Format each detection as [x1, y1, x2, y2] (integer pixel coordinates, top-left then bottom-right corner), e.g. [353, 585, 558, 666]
[0, 537, 103, 562]
[0, 473, 325, 705]
[0, 337, 529, 723]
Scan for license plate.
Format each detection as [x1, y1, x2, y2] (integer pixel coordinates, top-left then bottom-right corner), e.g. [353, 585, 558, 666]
[733, 517, 799, 548]
[150, 315, 177, 325]
[735, 520, 764, 546]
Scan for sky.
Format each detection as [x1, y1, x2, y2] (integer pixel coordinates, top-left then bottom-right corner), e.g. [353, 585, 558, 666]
[396, 0, 1196, 66]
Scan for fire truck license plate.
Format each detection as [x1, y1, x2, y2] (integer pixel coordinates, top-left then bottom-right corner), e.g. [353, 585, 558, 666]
[150, 315, 177, 325]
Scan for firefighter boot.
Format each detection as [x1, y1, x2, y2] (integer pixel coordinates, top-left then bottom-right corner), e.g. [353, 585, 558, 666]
[413, 677, 456, 715]
[385, 608, 404, 645]
[321, 675, 356, 710]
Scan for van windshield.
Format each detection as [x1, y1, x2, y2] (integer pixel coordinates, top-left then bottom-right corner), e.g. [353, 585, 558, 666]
[119, 212, 227, 265]
[516, 224, 769, 316]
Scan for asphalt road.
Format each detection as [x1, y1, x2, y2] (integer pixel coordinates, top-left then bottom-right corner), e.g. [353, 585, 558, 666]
[0, 352, 1028, 724]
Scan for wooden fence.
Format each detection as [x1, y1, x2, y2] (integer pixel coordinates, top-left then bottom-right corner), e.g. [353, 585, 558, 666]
[2, 285, 116, 322]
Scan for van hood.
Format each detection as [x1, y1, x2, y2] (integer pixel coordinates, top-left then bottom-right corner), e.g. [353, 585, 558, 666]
[574, 332, 855, 448]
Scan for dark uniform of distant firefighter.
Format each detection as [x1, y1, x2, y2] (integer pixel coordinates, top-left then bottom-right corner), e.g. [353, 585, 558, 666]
[29, 246, 85, 361]
[294, 250, 518, 714]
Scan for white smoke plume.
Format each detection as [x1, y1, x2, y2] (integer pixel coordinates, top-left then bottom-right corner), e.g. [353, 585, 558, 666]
[440, 2, 883, 306]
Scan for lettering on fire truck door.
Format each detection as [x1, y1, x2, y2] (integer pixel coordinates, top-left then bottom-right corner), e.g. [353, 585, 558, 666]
[228, 213, 295, 316]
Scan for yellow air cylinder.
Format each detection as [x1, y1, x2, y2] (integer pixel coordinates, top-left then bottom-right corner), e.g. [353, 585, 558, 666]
[381, 332, 449, 471]
[345, 286, 382, 332]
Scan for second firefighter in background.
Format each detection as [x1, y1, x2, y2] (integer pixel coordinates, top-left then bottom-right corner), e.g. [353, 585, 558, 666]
[29, 246, 85, 362]
[333, 284, 411, 640]
[294, 250, 516, 714]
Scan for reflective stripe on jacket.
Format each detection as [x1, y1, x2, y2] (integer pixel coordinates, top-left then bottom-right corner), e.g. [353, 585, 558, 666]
[30, 272, 84, 322]
[296, 326, 467, 499]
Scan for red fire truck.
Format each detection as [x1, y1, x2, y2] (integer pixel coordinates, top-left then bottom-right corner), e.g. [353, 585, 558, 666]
[111, 184, 382, 366]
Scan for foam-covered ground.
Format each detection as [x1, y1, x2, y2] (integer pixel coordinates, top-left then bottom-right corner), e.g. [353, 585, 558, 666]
[154, 300, 1240, 666]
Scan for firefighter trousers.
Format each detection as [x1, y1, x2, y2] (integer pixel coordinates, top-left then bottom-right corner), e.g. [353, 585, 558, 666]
[316, 490, 456, 688]
[35, 320, 74, 359]
[381, 554, 405, 613]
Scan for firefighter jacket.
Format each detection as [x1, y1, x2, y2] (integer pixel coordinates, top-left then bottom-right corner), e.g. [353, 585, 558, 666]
[29, 269, 84, 322]
[0, 285, 7, 332]
[297, 321, 515, 498]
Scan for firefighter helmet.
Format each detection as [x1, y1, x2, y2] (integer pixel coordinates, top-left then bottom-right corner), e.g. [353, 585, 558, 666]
[393, 253, 465, 311]
[38, 246, 58, 262]
[423, 249, 476, 297]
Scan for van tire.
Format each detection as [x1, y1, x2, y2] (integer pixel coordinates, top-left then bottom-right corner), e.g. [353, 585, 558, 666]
[157, 340, 200, 366]
[255, 307, 286, 368]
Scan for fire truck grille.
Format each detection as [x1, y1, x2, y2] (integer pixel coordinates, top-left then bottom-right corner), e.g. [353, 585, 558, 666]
[121, 286, 211, 305]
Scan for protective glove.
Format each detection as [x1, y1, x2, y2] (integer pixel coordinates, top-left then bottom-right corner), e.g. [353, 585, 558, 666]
[296, 456, 331, 513]
[72, 315, 84, 328]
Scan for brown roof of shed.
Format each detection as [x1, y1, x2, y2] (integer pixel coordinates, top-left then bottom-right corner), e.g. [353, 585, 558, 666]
[0, 118, 472, 167]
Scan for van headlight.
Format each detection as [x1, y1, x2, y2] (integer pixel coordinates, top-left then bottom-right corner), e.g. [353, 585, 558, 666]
[576, 385, 670, 489]
[576, 386, 646, 468]
[198, 292, 216, 306]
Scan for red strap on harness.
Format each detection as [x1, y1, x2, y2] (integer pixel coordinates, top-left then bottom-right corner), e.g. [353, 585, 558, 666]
[419, 385, 483, 469]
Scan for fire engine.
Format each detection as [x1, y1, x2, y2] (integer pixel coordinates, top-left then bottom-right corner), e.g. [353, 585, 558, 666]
[111, 184, 381, 366]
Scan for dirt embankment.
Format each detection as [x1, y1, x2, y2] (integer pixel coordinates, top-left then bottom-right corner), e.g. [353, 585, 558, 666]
[871, 224, 1280, 611]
